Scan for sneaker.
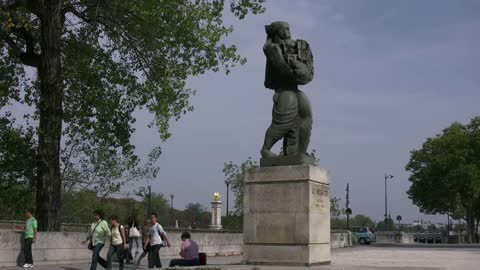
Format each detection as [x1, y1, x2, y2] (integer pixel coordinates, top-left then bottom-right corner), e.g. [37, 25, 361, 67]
[22, 264, 33, 268]
[29, 265, 34, 268]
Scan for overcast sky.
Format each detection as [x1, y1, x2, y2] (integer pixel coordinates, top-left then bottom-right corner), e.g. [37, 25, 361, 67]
[126, 0, 480, 223]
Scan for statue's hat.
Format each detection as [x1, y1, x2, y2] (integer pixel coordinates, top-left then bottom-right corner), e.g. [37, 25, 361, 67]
[265, 21, 289, 36]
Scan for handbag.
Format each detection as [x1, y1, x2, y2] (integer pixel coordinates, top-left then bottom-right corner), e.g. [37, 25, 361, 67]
[129, 222, 141, 238]
[88, 220, 102, 250]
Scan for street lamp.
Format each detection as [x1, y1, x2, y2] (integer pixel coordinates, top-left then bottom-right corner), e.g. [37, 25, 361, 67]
[134, 185, 152, 216]
[345, 183, 352, 230]
[170, 194, 174, 226]
[384, 173, 394, 231]
[225, 180, 230, 216]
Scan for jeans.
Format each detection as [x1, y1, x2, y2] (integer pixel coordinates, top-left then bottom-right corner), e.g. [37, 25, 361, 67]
[127, 237, 141, 263]
[23, 238, 33, 265]
[136, 243, 149, 266]
[107, 244, 125, 270]
[90, 243, 107, 270]
[169, 258, 200, 267]
[148, 244, 162, 268]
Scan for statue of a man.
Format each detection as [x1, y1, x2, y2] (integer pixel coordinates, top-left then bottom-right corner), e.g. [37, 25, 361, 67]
[260, 21, 314, 160]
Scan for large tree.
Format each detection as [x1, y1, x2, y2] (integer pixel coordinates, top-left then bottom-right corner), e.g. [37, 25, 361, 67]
[0, 0, 264, 230]
[406, 116, 480, 243]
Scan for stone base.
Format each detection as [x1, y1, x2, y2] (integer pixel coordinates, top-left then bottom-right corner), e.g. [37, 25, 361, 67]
[260, 153, 315, 167]
[243, 165, 331, 266]
[243, 243, 330, 266]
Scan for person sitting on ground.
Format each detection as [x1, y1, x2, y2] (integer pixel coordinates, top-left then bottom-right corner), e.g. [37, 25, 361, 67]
[168, 232, 200, 267]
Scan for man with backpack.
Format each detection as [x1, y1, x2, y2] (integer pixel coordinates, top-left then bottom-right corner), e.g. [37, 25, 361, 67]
[144, 212, 171, 269]
[107, 215, 127, 270]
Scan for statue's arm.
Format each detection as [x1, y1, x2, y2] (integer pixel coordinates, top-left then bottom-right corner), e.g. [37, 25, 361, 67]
[291, 60, 313, 85]
[263, 42, 296, 82]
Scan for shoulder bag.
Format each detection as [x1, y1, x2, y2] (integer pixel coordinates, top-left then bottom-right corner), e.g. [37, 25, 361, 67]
[88, 220, 102, 250]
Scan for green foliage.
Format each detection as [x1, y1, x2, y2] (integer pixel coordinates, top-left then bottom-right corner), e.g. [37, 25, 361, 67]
[0, 117, 36, 186]
[181, 203, 209, 228]
[144, 192, 170, 225]
[331, 214, 375, 230]
[330, 197, 342, 218]
[376, 218, 396, 231]
[406, 116, 480, 242]
[351, 214, 375, 228]
[223, 157, 258, 215]
[222, 214, 243, 231]
[61, 191, 143, 224]
[0, 184, 35, 220]
[0, 117, 36, 219]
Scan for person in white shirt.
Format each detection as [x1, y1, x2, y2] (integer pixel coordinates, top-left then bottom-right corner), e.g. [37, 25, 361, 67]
[107, 215, 127, 270]
[144, 213, 171, 269]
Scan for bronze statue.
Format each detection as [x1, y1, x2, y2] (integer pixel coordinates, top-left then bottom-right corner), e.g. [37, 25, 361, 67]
[260, 22, 314, 166]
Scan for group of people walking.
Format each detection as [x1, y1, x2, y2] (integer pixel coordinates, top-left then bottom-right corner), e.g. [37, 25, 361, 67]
[83, 209, 200, 269]
[83, 210, 170, 270]
[17, 209, 200, 269]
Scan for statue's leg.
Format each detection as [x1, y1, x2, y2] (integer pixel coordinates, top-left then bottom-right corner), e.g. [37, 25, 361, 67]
[261, 126, 282, 158]
[297, 91, 312, 154]
[285, 127, 299, 155]
[261, 91, 298, 157]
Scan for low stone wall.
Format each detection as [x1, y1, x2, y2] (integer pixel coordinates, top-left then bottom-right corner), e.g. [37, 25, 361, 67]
[0, 229, 352, 266]
[376, 232, 414, 244]
[0, 229, 242, 266]
[331, 230, 353, 248]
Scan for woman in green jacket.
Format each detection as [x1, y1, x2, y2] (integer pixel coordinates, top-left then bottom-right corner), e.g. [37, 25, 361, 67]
[82, 209, 111, 270]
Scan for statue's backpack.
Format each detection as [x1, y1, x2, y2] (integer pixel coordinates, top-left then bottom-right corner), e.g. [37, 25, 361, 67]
[286, 39, 314, 85]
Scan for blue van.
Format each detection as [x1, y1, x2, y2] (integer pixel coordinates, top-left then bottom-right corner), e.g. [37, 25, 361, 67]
[353, 226, 376, 245]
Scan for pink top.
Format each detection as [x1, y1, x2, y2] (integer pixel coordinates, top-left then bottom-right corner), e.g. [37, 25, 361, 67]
[180, 239, 199, 260]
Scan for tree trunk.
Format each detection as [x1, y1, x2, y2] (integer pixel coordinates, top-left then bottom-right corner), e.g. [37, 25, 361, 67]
[466, 209, 474, 244]
[475, 217, 479, 243]
[36, 0, 64, 231]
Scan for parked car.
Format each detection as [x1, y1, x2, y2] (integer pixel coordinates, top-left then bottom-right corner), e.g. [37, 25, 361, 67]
[353, 226, 376, 245]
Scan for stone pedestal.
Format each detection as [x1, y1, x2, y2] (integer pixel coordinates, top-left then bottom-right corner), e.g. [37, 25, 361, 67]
[243, 165, 330, 266]
[209, 201, 223, 230]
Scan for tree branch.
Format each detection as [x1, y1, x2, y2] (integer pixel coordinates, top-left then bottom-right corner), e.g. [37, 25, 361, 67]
[1, 0, 43, 17]
[0, 32, 40, 67]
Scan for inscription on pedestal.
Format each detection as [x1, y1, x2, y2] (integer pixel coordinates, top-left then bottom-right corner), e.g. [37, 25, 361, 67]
[312, 184, 329, 210]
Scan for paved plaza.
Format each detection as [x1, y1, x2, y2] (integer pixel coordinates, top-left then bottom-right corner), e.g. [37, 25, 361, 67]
[1, 246, 479, 270]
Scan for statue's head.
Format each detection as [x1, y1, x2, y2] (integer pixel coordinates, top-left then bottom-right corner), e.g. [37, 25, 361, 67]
[265, 21, 291, 41]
